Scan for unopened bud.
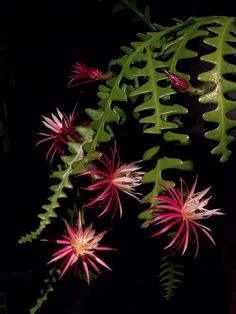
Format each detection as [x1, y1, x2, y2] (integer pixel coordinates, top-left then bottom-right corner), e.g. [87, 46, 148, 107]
[164, 70, 190, 92]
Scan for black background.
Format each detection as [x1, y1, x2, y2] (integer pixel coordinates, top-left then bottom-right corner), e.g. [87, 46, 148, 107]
[0, 1, 236, 313]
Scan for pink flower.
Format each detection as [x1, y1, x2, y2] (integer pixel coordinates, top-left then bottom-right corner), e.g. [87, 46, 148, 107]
[148, 177, 224, 257]
[43, 211, 115, 284]
[82, 144, 144, 218]
[37, 107, 81, 162]
[67, 62, 113, 87]
[164, 70, 190, 92]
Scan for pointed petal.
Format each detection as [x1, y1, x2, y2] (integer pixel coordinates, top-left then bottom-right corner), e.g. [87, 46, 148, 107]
[82, 260, 91, 285]
[59, 254, 76, 279]
[48, 248, 73, 264]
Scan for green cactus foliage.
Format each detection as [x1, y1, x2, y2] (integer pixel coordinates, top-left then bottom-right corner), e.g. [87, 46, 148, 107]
[159, 255, 184, 300]
[19, 128, 95, 243]
[94, 15, 236, 222]
[112, 0, 156, 31]
[29, 267, 60, 314]
[198, 17, 236, 161]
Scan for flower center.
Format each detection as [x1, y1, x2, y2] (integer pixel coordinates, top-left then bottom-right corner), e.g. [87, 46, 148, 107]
[71, 238, 91, 256]
[183, 198, 200, 219]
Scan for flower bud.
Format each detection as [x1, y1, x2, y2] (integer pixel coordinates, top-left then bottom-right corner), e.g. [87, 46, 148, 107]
[164, 70, 190, 92]
[68, 62, 113, 87]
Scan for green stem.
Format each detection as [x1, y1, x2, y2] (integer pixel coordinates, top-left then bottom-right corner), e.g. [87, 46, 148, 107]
[121, 0, 156, 31]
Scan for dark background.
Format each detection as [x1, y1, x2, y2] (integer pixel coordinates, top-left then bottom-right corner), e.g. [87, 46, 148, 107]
[0, 1, 236, 313]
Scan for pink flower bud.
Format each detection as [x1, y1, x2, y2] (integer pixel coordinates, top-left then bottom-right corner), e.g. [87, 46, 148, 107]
[164, 70, 190, 92]
[67, 62, 113, 88]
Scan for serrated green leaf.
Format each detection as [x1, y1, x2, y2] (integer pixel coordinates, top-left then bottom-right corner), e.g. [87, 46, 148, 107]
[198, 17, 236, 161]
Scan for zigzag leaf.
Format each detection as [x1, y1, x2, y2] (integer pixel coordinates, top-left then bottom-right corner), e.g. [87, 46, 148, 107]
[159, 256, 184, 300]
[141, 156, 192, 203]
[19, 140, 88, 243]
[198, 17, 236, 161]
[29, 267, 60, 314]
[131, 46, 187, 134]
[85, 78, 127, 150]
